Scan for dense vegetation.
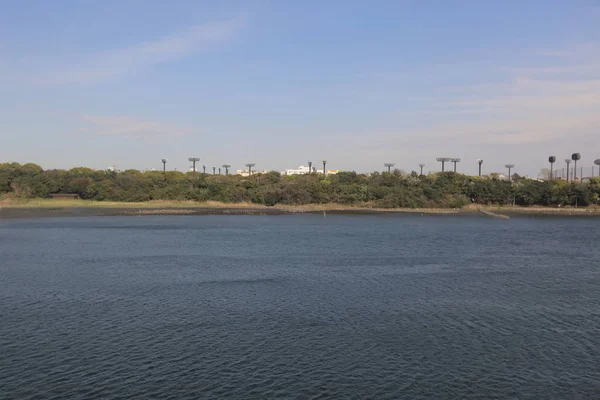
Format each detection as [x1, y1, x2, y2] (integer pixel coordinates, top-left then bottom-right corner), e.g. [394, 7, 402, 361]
[1, 163, 599, 208]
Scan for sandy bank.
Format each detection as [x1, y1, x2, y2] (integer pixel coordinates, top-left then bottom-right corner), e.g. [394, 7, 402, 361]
[0, 199, 598, 219]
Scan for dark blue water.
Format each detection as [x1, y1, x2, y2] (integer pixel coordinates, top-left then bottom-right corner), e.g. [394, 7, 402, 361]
[1, 215, 599, 399]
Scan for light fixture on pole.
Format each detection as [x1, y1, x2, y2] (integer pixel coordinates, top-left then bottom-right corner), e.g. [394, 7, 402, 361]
[450, 158, 461, 173]
[188, 157, 200, 173]
[505, 164, 515, 181]
[436, 157, 450, 172]
[571, 153, 581, 181]
[548, 156, 556, 180]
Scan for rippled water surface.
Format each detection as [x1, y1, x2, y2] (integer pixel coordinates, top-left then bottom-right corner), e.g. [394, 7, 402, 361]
[1, 215, 600, 399]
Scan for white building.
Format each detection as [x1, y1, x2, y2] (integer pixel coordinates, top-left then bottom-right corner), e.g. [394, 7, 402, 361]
[281, 165, 341, 176]
[281, 165, 312, 176]
[236, 169, 267, 177]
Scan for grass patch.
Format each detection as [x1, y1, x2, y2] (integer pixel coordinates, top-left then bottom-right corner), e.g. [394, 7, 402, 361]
[0, 198, 267, 209]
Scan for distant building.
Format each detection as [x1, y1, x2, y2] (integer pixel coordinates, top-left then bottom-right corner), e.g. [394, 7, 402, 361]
[280, 166, 340, 176]
[236, 169, 267, 177]
[281, 165, 311, 176]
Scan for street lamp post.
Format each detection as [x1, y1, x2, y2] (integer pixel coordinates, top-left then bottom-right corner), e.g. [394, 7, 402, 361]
[436, 157, 450, 172]
[450, 158, 461, 173]
[505, 164, 515, 181]
[548, 156, 556, 180]
[188, 157, 200, 173]
[572, 153, 581, 181]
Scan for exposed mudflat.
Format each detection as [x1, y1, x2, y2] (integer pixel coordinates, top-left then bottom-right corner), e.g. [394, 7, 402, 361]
[1, 204, 598, 220]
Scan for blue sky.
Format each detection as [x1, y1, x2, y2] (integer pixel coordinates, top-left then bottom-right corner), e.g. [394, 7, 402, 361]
[1, 0, 599, 176]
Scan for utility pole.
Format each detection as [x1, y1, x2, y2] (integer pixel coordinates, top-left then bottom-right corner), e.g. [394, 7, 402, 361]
[477, 159, 483, 177]
[188, 157, 200, 173]
[384, 163, 395, 173]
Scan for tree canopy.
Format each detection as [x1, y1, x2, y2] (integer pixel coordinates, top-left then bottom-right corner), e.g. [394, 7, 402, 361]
[1, 163, 599, 208]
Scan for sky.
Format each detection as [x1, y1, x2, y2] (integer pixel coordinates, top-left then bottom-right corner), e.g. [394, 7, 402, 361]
[1, 0, 599, 176]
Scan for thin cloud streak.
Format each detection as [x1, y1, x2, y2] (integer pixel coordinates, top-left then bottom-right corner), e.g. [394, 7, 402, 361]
[82, 114, 194, 140]
[350, 42, 600, 153]
[26, 17, 247, 85]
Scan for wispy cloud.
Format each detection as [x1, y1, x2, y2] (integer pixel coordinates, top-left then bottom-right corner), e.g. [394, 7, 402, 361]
[433, 44, 600, 145]
[81, 114, 194, 140]
[25, 17, 246, 85]
[353, 42, 600, 154]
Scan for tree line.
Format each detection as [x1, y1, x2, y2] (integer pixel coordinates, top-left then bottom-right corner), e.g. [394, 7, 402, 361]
[1, 162, 599, 208]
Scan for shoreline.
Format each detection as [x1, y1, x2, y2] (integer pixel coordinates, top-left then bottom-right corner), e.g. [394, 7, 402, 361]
[1, 200, 599, 219]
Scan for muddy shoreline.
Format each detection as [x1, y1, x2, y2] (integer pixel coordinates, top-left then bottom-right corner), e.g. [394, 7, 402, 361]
[1, 205, 599, 220]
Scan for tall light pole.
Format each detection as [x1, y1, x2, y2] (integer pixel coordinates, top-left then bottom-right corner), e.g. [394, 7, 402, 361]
[245, 163, 255, 176]
[419, 164, 425, 176]
[548, 156, 556, 180]
[322, 160, 327, 175]
[308, 161, 312, 174]
[222, 164, 231, 175]
[572, 153, 581, 181]
[450, 157, 461, 173]
[505, 164, 515, 181]
[188, 157, 200, 173]
[384, 163, 395, 173]
[477, 159, 483, 177]
[565, 159, 571, 182]
[436, 157, 450, 172]
[595, 159, 600, 178]
[161, 158, 167, 173]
